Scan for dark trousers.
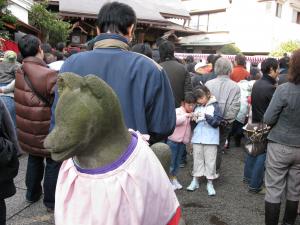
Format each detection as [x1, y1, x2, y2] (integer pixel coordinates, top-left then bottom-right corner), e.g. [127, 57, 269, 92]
[228, 120, 245, 147]
[25, 155, 61, 209]
[0, 199, 6, 225]
[216, 123, 233, 170]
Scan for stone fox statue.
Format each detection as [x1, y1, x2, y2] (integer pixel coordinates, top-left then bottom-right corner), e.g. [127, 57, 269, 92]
[44, 73, 183, 225]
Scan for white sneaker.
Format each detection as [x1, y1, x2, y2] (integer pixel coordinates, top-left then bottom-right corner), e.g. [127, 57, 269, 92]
[171, 182, 177, 190]
[207, 182, 216, 196]
[186, 178, 199, 191]
[172, 178, 183, 190]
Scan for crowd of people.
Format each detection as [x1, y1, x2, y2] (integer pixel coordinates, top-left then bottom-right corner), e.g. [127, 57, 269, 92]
[0, 1, 299, 225]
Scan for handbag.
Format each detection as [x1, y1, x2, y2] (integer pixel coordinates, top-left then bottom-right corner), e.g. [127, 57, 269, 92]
[242, 106, 270, 156]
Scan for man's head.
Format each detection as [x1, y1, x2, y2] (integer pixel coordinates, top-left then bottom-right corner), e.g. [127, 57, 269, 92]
[97, 2, 136, 41]
[159, 40, 175, 62]
[214, 57, 233, 76]
[56, 42, 66, 52]
[41, 43, 52, 54]
[131, 43, 153, 58]
[261, 58, 279, 79]
[279, 56, 290, 69]
[235, 53, 246, 67]
[18, 34, 44, 59]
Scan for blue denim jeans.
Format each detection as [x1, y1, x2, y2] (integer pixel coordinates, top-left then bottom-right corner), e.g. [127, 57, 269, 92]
[167, 140, 185, 177]
[0, 96, 16, 128]
[244, 152, 266, 191]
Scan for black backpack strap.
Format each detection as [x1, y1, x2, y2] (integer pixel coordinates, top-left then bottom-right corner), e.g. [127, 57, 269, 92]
[22, 68, 51, 106]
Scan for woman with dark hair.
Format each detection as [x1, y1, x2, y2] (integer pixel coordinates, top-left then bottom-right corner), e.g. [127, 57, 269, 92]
[264, 49, 300, 225]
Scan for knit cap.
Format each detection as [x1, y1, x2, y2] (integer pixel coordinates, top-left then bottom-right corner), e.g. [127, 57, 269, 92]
[3, 50, 17, 63]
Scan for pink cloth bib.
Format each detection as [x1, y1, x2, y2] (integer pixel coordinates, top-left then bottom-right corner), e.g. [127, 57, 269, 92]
[55, 132, 180, 225]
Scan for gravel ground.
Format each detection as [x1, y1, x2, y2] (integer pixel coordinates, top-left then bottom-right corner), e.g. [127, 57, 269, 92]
[6, 147, 300, 225]
[175, 146, 300, 225]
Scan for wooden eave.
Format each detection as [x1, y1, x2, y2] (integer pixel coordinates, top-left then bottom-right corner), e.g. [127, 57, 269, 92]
[60, 11, 169, 26]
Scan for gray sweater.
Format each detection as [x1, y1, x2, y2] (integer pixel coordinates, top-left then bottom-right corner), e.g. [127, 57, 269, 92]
[264, 82, 300, 147]
[206, 75, 241, 123]
[0, 62, 19, 84]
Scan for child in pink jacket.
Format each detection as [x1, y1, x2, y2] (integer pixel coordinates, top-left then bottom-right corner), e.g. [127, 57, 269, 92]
[167, 92, 195, 190]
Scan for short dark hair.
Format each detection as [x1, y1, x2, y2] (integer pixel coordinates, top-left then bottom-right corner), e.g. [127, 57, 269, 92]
[261, 58, 278, 75]
[279, 56, 290, 69]
[18, 34, 41, 58]
[288, 49, 300, 84]
[159, 40, 175, 62]
[97, 2, 137, 35]
[185, 55, 194, 64]
[206, 54, 215, 64]
[211, 54, 221, 70]
[235, 53, 246, 66]
[249, 66, 261, 80]
[41, 43, 52, 54]
[131, 43, 153, 58]
[54, 50, 64, 60]
[184, 92, 195, 104]
[193, 85, 211, 99]
[156, 37, 165, 47]
[56, 42, 65, 52]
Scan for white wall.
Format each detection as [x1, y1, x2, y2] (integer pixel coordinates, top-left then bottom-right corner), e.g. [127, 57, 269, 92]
[229, 0, 300, 53]
[181, 0, 300, 54]
[7, 0, 33, 24]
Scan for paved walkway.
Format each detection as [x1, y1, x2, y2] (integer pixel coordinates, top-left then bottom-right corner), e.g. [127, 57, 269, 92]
[6, 147, 300, 225]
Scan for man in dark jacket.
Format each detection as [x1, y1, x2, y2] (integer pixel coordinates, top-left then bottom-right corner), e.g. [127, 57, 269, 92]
[159, 41, 192, 108]
[52, 2, 175, 145]
[0, 99, 19, 225]
[244, 58, 279, 194]
[15, 34, 60, 212]
[278, 56, 290, 85]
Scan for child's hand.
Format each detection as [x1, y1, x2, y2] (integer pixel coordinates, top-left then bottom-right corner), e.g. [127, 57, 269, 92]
[186, 113, 193, 118]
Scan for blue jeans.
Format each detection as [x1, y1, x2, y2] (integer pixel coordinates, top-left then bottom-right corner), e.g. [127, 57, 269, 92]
[25, 155, 61, 209]
[244, 152, 266, 191]
[0, 96, 15, 128]
[167, 140, 185, 176]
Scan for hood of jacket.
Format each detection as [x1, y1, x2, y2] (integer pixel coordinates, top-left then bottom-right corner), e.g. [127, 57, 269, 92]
[206, 95, 217, 106]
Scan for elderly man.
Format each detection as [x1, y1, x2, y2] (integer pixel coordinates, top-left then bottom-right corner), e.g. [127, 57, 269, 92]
[206, 57, 241, 170]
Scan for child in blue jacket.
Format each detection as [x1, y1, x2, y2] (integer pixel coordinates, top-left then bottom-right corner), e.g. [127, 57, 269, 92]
[187, 85, 222, 196]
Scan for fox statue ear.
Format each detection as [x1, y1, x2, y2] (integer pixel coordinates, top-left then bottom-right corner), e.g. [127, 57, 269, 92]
[82, 75, 106, 99]
[57, 72, 83, 96]
[81, 75, 117, 100]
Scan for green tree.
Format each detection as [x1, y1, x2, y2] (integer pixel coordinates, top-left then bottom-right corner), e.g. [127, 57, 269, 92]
[270, 40, 300, 57]
[29, 1, 71, 45]
[219, 44, 241, 55]
[0, 0, 17, 39]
